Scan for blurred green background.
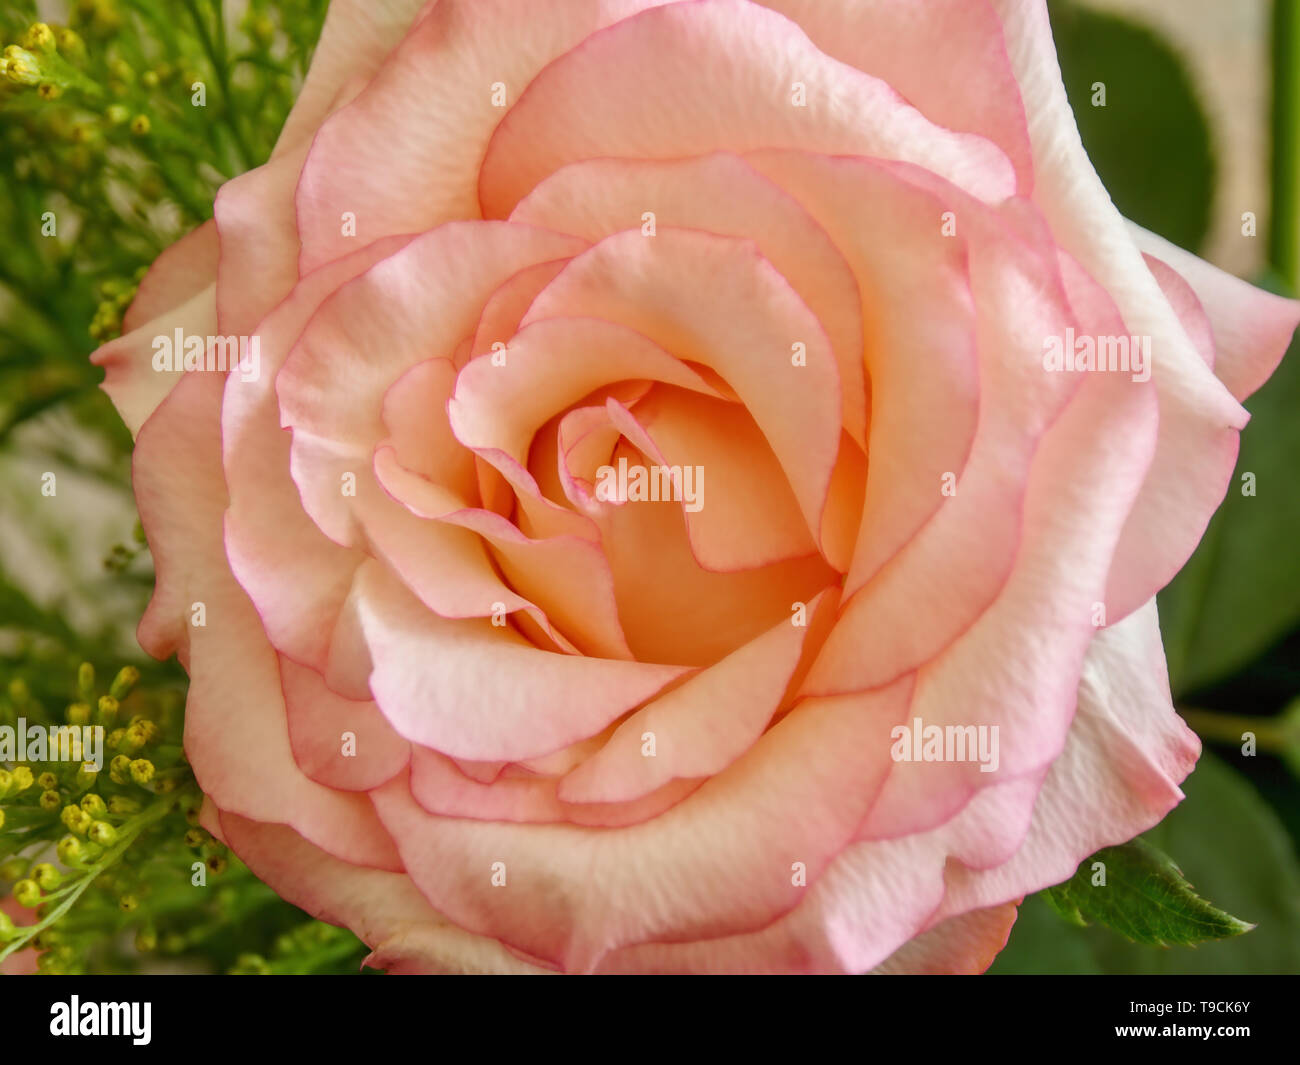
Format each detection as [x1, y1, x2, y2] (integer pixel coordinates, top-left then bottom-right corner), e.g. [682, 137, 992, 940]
[0, 0, 1297, 973]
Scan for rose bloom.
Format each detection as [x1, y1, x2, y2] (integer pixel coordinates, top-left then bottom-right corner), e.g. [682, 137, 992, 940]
[92, 0, 1298, 974]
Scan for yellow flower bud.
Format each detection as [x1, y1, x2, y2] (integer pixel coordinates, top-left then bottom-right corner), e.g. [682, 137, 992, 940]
[22, 23, 57, 54]
[97, 694, 120, 725]
[54, 27, 86, 62]
[56, 835, 82, 865]
[40, 789, 63, 812]
[10, 766, 34, 792]
[60, 803, 92, 834]
[120, 726, 146, 753]
[13, 878, 42, 907]
[80, 793, 107, 817]
[2, 46, 41, 86]
[109, 665, 137, 702]
[110, 753, 131, 785]
[37, 772, 59, 791]
[129, 113, 150, 137]
[89, 821, 117, 846]
[128, 758, 154, 786]
[32, 863, 61, 891]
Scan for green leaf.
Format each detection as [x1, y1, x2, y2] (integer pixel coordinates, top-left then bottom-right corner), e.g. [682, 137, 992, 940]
[1043, 836, 1251, 946]
[992, 752, 1300, 973]
[1049, 0, 1215, 252]
[1159, 326, 1300, 694]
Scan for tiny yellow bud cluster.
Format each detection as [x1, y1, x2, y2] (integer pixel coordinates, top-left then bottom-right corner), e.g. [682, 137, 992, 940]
[22, 23, 58, 54]
[108, 666, 139, 700]
[1, 45, 42, 86]
[75, 761, 99, 789]
[61, 804, 93, 835]
[32, 863, 61, 890]
[56, 835, 82, 866]
[109, 754, 132, 785]
[12, 766, 34, 792]
[80, 793, 107, 818]
[13, 878, 42, 908]
[1, 24, 98, 97]
[88, 821, 117, 846]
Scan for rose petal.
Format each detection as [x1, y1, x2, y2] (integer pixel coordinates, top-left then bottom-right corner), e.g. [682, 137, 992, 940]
[479, 0, 1016, 218]
[355, 561, 689, 761]
[1131, 223, 1300, 401]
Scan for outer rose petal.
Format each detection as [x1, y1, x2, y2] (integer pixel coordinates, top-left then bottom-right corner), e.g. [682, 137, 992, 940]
[94, 219, 218, 440]
[223, 237, 412, 672]
[370, 678, 914, 972]
[121, 219, 219, 335]
[756, 0, 1033, 190]
[871, 903, 1019, 975]
[273, 0, 435, 156]
[92, 283, 217, 438]
[989, 0, 1278, 624]
[597, 605, 1192, 975]
[205, 805, 552, 973]
[295, 0, 678, 270]
[1130, 223, 1300, 401]
[860, 338, 1157, 838]
[933, 599, 1200, 921]
[478, 0, 1016, 217]
[136, 372, 401, 871]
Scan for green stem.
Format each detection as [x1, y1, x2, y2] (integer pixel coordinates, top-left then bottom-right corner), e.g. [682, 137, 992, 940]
[182, 0, 254, 171]
[1270, 0, 1300, 290]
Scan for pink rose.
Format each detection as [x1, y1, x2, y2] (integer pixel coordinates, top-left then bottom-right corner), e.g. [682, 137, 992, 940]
[92, 0, 1298, 973]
